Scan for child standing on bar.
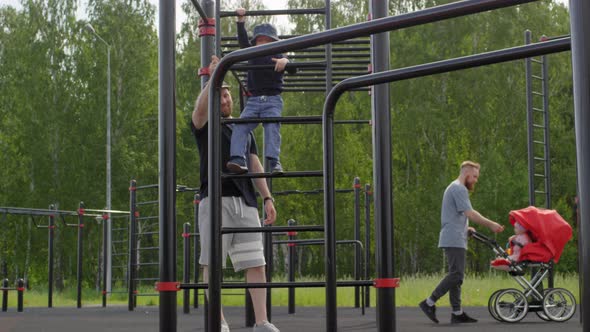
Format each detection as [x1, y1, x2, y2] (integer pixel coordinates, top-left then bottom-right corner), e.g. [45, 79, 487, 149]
[226, 7, 294, 175]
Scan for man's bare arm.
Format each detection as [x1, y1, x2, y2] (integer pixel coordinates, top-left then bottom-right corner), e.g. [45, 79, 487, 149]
[192, 55, 220, 129]
[249, 154, 276, 225]
[464, 209, 504, 233]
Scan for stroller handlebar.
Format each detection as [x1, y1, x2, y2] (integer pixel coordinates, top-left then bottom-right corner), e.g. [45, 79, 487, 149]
[469, 230, 509, 258]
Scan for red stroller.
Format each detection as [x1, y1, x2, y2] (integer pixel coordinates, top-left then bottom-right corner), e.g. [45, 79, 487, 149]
[471, 206, 576, 323]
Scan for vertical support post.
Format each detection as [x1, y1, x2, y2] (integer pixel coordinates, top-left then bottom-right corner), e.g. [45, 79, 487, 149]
[102, 214, 109, 307]
[525, 30, 536, 207]
[288, 219, 296, 314]
[569, 0, 590, 330]
[17, 279, 24, 312]
[159, 0, 177, 329]
[364, 184, 371, 308]
[2, 279, 8, 311]
[207, 0, 223, 329]
[77, 202, 85, 309]
[353, 177, 361, 308]
[370, 1, 395, 331]
[183, 223, 191, 314]
[262, 159, 273, 324]
[322, 3, 337, 322]
[323, 1, 335, 328]
[193, 193, 200, 309]
[48, 205, 55, 308]
[129, 180, 137, 311]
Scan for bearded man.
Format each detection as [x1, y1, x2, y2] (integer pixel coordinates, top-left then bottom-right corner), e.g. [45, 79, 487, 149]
[419, 161, 504, 324]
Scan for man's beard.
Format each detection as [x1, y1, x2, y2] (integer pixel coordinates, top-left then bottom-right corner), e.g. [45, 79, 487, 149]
[465, 180, 476, 191]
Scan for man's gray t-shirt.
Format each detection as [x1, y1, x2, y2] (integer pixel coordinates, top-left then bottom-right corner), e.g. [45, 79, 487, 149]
[438, 179, 473, 249]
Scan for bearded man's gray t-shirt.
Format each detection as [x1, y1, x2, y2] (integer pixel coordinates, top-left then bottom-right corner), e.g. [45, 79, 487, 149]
[438, 179, 473, 249]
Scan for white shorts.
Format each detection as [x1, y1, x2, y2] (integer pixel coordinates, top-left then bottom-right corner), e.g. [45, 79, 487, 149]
[198, 196, 265, 272]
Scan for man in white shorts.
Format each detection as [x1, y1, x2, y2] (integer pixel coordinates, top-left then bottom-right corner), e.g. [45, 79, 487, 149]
[191, 55, 279, 332]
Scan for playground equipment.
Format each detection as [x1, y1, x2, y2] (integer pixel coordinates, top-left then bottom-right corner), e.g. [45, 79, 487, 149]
[154, 0, 590, 331]
[1, 278, 25, 313]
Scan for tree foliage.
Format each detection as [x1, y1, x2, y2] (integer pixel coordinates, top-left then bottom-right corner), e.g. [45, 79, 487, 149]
[0, 0, 578, 293]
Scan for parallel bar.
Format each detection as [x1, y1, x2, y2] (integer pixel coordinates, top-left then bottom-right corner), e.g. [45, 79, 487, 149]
[222, 225, 324, 234]
[221, 170, 323, 179]
[219, 8, 325, 17]
[181, 280, 374, 289]
[223, 116, 369, 125]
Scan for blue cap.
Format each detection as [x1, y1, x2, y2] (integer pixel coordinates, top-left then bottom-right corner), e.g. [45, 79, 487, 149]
[250, 23, 279, 45]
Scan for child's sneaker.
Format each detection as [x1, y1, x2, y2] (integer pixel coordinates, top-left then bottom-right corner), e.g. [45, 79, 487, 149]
[268, 159, 283, 174]
[221, 320, 230, 332]
[227, 156, 248, 174]
[253, 321, 279, 332]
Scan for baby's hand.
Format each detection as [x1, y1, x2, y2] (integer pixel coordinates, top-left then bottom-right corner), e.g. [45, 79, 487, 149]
[272, 57, 289, 72]
[236, 8, 246, 22]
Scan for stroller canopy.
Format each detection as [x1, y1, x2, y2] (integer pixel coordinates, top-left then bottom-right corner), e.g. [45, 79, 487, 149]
[509, 206, 573, 263]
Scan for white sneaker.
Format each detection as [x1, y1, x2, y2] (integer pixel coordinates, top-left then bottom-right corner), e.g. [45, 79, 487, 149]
[253, 321, 279, 332]
[221, 320, 230, 332]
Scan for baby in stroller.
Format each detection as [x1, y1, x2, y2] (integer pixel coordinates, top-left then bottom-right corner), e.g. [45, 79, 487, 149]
[490, 221, 531, 271]
[470, 206, 576, 323]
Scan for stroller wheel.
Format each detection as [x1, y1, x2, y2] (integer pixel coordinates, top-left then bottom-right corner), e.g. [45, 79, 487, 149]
[542, 288, 576, 322]
[488, 289, 505, 322]
[494, 288, 529, 323]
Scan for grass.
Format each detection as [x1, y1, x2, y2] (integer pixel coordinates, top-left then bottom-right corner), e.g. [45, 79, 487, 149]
[6, 273, 579, 308]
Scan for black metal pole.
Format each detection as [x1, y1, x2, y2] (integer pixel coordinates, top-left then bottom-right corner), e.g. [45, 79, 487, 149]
[183, 223, 191, 314]
[288, 219, 296, 314]
[128, 180, 137, 311]
[206, 0, 222, 328]
[159, 0, 177, 328]
[569, 1, 590, 330]
[16, 278, 24, 312]
[193, 193, 200, 309]
[263, 158, 273, 323]
[102, 213, 108, 307]
[2, 278, 7, 311]
[353, 177, 361, 308]
[77, 202, 85, 309]
[48, 204, 55, 308]
[364, 184, 371, 308]
[322, 52, 338, 332]
[369, 2, 395, 331]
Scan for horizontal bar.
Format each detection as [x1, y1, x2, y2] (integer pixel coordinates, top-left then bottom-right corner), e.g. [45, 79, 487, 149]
[273, 188, 355, 195]
[136, 184, 159, 190]
[230, 62, 326, 71]
[83, 208, 130, 214]
[273, 239, 363, 248]
[221, 36, 370, 44]
[136, 200, 158, 206]
[180, 280, 374, 289]
[219, 8, 326, 17]
[325, 37, 571, 114]
[222, 225, 324, 234]
[137, 216, 159, 221]
[222, 170, 323, 180]
[222, 116, 369, 125]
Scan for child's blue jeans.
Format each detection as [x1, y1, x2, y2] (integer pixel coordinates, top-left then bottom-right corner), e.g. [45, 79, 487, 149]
[230, 95, 283, 160]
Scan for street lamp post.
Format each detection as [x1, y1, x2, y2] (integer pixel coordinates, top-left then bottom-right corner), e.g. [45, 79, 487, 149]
[85, 23, 112, 293]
